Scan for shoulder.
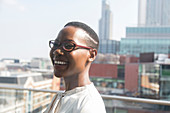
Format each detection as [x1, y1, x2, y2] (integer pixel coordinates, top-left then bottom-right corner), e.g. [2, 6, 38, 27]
[78, 83, 106, 113]
[85, 83, 104, 101]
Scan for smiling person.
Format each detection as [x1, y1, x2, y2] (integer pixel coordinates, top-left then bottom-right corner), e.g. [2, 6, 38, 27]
[44, 21, 106, 113]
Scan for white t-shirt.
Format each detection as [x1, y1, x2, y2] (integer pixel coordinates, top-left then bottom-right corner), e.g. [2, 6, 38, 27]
[44, 83, 106, 113]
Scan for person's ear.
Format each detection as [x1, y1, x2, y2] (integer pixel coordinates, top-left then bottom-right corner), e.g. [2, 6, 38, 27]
[88, 49, 97, 62]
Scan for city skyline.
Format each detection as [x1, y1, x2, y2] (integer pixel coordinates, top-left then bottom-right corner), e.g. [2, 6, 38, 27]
[0, 0, 138, 60]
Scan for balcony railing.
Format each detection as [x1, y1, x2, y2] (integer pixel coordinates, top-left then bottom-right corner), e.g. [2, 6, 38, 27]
[0, 84, 170, 113]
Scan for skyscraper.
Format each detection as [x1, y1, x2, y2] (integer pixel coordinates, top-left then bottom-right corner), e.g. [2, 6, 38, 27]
[99, 0, 113, 40]
[138, 0, 170, 26]
[98, 0, 119, 54]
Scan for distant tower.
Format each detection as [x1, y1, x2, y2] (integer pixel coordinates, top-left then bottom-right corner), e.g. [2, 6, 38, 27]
[138, 0, 170, 26]
[98, 0, 119, 54]
[99, 0, 113, 40]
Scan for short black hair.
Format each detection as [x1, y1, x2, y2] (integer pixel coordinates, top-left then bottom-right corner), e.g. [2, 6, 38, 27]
[64, 21, 99, 50]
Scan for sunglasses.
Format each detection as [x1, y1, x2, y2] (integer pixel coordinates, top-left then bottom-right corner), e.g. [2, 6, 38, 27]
[49, 40, 93, 52]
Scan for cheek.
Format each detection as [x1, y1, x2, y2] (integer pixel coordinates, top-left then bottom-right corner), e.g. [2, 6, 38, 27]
[70, 52, 88, 68]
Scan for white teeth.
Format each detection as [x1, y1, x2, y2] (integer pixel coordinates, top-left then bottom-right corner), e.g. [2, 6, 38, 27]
[54, 61, 67, 65]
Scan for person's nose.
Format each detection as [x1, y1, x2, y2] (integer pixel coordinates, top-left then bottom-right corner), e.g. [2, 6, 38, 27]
[53, 48, 64, 56]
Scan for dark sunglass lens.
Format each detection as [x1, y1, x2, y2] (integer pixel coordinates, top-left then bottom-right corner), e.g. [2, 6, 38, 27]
[63, 43, 75, 51]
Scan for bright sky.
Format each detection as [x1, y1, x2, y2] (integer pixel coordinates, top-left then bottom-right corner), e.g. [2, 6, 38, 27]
[0, 0, 138, 60]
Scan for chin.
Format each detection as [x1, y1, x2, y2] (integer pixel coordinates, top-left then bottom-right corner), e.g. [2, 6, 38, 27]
[53, 69, 63, 77]
[54, 73, 63, 78]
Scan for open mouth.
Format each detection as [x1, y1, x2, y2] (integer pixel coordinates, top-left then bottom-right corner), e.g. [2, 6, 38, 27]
[54, 61, 68, 65]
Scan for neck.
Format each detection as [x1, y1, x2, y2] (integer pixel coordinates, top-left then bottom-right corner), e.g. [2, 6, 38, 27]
[63, 64, 91, 91]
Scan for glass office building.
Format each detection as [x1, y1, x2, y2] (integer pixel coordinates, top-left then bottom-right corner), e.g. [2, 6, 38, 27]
[119, 27, 170, 56]
[120, 38, 170, 56]
[126, 27, 170, 38]
[98, 39, 120, 54]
